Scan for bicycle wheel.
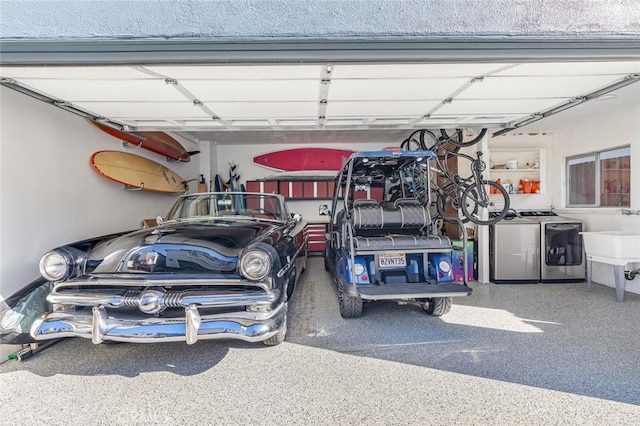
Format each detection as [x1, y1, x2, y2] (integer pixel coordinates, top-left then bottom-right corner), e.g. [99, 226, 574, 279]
[401, 129, 435, 151]
[400, 135, 422, 151]
[423, 185, 441, 220]
[436, 182, 473, 223]
[440, 151, 476, 182]
[440, 128, 487, 148]
[431, 132, 461, 160]
[460, 180, 509, 226]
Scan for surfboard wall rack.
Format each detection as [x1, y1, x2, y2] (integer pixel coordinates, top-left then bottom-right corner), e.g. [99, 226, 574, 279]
[124, 183, 145, 191]
[123, 141, 143, 148]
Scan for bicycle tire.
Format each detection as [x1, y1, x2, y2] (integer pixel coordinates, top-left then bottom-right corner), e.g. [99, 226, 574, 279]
[440, 151, 475, 181]
[400, 136, 422, 151]
[430, 133, 461, 160]
[460, 180, 510, 226]
[424, 186, 441, 220]
[436, 182, 472, 224]
[440, 128, 488, 148]
[419, 129, 439, 151]
[402, 129, 439, 151]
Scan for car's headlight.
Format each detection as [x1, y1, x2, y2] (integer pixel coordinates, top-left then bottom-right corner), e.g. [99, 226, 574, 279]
[38, 246, 84, 282]
[39, 251, 70, 281]
[354, 263, 365, 276]
[239, 250, 272, 281]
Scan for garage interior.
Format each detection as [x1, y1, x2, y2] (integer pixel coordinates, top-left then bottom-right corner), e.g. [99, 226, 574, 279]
[1, 42, 640, 422]
[2, 59, 639, 287]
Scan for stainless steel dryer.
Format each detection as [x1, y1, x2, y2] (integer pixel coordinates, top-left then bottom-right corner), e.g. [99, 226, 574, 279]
[519, 211, 586, 282]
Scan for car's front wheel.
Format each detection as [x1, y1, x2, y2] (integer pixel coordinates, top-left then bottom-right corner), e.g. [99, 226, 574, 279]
[338, 277, 363, 318]
[263, 306, 287, 346]
[423, 297, 452, 316]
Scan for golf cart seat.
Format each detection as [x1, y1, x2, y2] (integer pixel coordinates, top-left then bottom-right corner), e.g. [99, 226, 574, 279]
[353, 234, 452, 251]
[351, 200, 430, 230]
[349, 198, 452, 251]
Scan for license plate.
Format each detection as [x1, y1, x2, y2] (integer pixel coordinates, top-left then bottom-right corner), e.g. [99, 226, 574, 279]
[378, 253, 406, 269]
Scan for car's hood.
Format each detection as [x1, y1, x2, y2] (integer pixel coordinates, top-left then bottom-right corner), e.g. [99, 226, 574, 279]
[86, 219, 284, 274]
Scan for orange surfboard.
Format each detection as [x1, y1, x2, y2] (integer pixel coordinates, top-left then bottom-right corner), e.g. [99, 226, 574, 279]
[90, 120, 192, 162]
[91, 151, 187, 193]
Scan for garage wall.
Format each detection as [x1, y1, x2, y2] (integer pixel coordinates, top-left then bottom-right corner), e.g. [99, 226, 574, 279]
[0, 87, 199, 301]
[215, 140, 390, 222]
[547, 100, 640, 294]
[2, 0, 639, 39]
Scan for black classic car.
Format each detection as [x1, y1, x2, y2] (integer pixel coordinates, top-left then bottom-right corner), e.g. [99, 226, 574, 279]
[2, 192, 307, 346]
[325, 150, 472, 318]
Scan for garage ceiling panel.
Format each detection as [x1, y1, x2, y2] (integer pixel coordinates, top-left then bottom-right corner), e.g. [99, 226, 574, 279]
[325, 119, 367, 126]
[181, 80, 319, 102]
[205, 101, 318, 119]
[438, 98, 568, 115]
[425, 114, 524, 125]
[328, 78, 467, 101]
[18, 79, 185, 102]
[461, 75, 623, 99]
[74, 102, 210, 119]
[144, 65, 323, 80]
[331, 63, 511, 79]
[0, 66, 151, 79]
[2, 61, 638, 132]
[496, 61, 640, 76]
[327, 100, 439, 116]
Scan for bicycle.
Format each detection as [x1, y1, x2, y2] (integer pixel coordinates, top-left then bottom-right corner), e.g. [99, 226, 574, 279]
[433, 151, 509, 225]
[399, 128, 508, 225]
[401, 128, 488, 158]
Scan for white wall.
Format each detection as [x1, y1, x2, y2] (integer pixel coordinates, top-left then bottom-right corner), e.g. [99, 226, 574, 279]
[0, 87, 200, 300]
[544, 98, 640, 294]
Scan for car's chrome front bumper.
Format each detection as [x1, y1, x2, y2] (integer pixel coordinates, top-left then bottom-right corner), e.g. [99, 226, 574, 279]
[30, 302, 286, 344]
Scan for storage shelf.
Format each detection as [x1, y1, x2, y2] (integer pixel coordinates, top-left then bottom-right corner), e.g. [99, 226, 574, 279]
[489, 168, 540, 172]
[487, 148, 546, 196]
[506, 193, 542, 196]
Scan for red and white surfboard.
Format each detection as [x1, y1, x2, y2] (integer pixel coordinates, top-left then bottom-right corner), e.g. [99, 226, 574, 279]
[253, 148, 355, 172]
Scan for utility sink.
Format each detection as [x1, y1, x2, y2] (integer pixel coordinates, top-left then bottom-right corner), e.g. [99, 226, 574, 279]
[581, 231, 640, 265]
[580, 231, 640, 302]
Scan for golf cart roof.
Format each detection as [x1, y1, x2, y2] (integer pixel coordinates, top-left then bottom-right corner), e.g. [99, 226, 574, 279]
[338, 150, 436, 182]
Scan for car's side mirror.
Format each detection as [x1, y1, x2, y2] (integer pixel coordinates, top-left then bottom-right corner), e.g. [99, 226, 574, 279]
[293, 213, 302, 223]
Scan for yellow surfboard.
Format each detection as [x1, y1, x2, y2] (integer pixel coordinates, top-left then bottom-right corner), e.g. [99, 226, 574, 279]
[91, 151, 187, 193]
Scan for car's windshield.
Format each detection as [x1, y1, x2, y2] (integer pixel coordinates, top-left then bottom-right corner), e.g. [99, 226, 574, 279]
[166, 193, 286, 221]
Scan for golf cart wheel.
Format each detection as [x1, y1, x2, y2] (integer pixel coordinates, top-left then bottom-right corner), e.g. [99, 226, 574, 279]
[338, 277, 363, 318]
[423, 297, 452, 316]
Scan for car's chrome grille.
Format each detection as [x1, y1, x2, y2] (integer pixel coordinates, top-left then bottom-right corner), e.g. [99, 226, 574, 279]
[48, 279, 278, 313]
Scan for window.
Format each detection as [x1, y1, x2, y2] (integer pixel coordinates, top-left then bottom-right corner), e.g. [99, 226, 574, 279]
[567, 146, 631, 207]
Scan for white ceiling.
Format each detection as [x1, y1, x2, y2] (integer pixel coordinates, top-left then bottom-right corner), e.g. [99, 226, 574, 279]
[0, 61, 639, 138]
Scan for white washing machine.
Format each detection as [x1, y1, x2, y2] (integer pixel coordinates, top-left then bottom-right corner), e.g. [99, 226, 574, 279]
[519, 211, 586, 282]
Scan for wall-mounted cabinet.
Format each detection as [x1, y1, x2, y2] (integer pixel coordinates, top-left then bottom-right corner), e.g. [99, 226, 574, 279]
[245, 179, 335, 200]
[487, 149, 546, 195]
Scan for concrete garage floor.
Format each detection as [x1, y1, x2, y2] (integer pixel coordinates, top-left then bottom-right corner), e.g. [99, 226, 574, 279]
[2, 258, 640, 425]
